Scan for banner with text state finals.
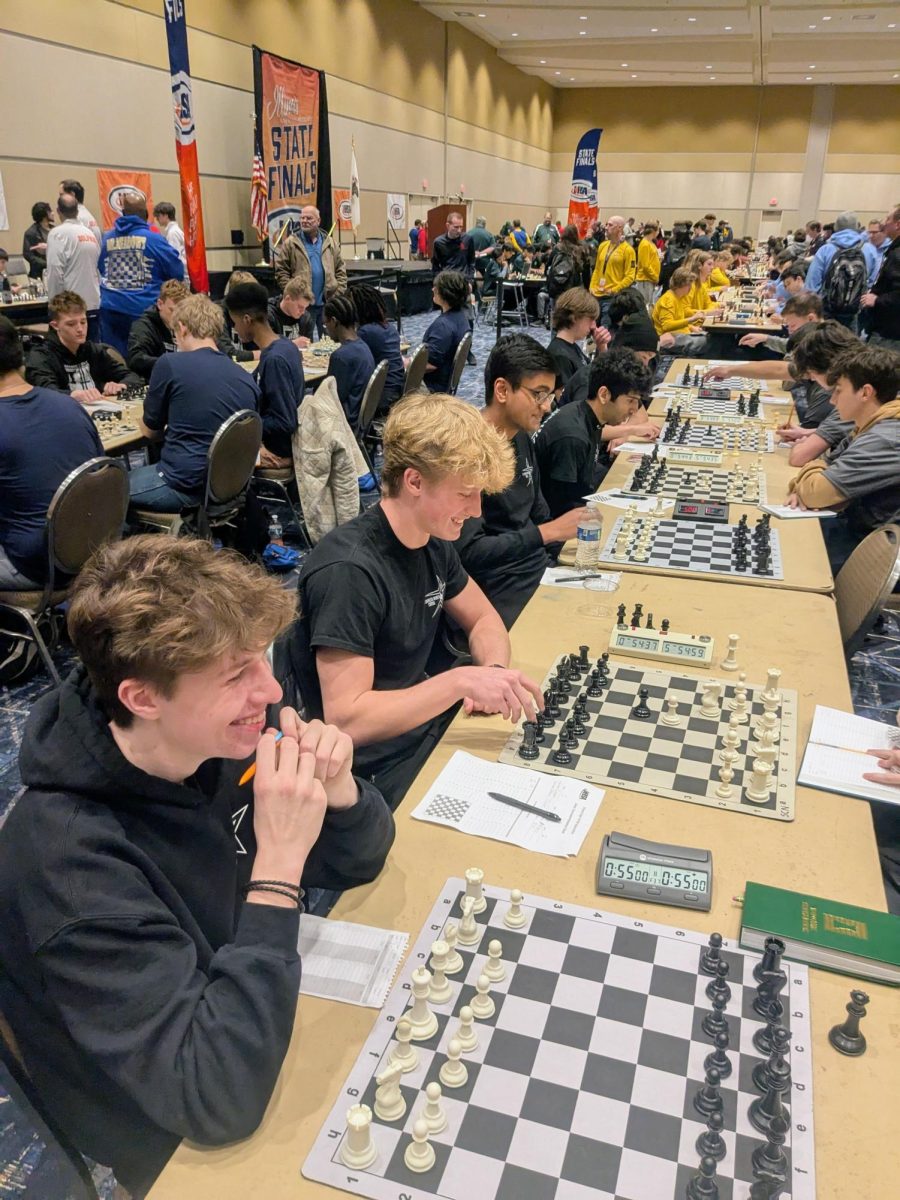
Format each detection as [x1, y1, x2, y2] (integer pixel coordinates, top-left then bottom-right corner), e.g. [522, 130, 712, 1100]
[253, 46, 333, 238]
[566, 128, 603, 240]
[163, 0, 209, 292]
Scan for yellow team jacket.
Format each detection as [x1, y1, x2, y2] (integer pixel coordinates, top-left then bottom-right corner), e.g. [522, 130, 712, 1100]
[652, 290, 700, 335]
[687, 279, 716, 311]
[590, 240, 637, 296]
[709, 267, 731, 289]
[636, 239, 661, 284]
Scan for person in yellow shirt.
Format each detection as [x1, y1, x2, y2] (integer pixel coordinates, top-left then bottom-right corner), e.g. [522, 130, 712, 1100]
[651, 267, 708, 355]
[634, 222, 661, 308]
[709, 250, 733, 291]
[589, 216, 637, 326]
[683, 250, 723, 317]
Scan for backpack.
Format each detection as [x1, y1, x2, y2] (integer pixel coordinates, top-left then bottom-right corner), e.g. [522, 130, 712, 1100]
[547, 252, 580, 298]
[821, 243, 867, 314]
[658, 243, 689, 292]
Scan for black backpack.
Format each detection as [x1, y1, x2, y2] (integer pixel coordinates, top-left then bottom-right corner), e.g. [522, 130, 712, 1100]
[821, 243, 867, 314]
[547, 252, 580, 298]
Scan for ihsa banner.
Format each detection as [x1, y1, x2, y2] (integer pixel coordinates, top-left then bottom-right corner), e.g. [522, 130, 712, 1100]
[566, 128, 603, 240]
[163, 0, 209, 292]
[253, 46, 333, 237]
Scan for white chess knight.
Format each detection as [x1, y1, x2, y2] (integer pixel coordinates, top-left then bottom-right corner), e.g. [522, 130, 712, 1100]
[456, 895, 481, 946]
[700, 681, 721, 719]
[374, 1061, 406, 1122]
[464, 866, 487, 914]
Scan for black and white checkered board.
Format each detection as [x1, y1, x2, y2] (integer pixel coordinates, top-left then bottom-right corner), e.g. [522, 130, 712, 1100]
[499, 657, 797, 820]
[664, 396, 758, 419]
[302, 880, 816, 1200]
[597, 517, 784, 581]
[661, 426, 775, 453]
[624, 465, 767, 506]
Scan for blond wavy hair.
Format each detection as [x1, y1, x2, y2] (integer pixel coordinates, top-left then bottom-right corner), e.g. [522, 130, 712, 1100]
[381, 392, 515, 497]
[172, 294, 224, 340]
[68, 536, 296, 726]
[159, 279, 190, 304]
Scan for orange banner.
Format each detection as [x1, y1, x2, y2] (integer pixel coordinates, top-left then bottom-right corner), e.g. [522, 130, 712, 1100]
[96, 170, 154, 231]
[333, 188, 352, 231]
[259, 52, 321, 233]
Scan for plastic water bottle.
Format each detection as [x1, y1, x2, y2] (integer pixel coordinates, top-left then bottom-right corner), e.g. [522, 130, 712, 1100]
[574, 507, 603, 569]
[267, 514, 283, 546]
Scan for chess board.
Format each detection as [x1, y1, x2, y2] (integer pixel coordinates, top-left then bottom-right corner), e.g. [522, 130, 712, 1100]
[661, 425, 775, 453]
[597, 516, 784, 582]
[302, 879, 816, 1200]
[624, 465, 767, 506]
[664, 394, 759, 418]
[499, 656, 797, 820]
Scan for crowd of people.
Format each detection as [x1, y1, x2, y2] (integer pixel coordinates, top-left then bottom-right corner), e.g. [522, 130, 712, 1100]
[0, 182, 899, 1197]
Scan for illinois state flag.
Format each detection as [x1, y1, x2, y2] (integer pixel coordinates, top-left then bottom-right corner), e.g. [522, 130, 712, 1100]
[566, 128, 603, 240]
[163, 0, 209, 292]
[350, 142, 361, 231]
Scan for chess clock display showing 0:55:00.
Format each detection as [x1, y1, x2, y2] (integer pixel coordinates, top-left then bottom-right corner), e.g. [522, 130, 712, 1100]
[596, 831, 713, 910]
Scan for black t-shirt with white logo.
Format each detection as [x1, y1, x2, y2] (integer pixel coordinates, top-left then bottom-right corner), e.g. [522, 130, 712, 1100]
[289, 504, 468, 775]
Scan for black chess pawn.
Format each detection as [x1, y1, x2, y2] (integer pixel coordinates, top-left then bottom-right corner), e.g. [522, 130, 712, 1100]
[554, 669, 572, 696]
[738, 395, 746, 415]
[686, 1155, 719, 1200]
[752, 1002, 783, 1057]
[702, 994, 729, 1041]
[586, 669, 604, 698]
[749, 1080, 790, 1135]
[661, 618, 670, 634]
[693, 1067, 724, 1118]
[753, 1027, 791, 1094]
[561, 719, 579, 749]
[551, 732, 572, 765]
[753, 968, 787, 1019]
[828, 988, 869, 1056]
[703, 1029, 732, 1080]
[570, 700, 587, 737]
[753, 936, 785, 983]
[751, 1115, 789, 1182]
[517, 721, 540, 760]
[631, 686, 652, 719]
[695, 1110, 726, 1163]
[699, 931, 723, 976]
[706, 959, 731, 1006]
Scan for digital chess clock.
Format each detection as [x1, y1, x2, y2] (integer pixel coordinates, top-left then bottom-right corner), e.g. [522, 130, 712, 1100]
[666, 446, 723, 466]
[609, 626, 715, 667]
[596, 831, 713, 910]
[673, 499, 729, 523]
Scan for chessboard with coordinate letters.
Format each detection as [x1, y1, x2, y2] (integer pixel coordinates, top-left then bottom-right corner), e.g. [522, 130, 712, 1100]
[624, 462, 767, 506]
[499, 652, 797, 821]
[660, 420, 775, 454]
[597, 515, 783, 581]
[302, 878, 816, 1200]
[663, 394, 762, 420]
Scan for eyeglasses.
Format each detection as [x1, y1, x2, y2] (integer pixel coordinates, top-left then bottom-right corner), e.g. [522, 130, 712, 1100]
[521, 385, 555, 406]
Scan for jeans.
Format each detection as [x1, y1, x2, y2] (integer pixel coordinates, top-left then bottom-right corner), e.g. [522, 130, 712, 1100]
[309, 305, 324, 338]
[826, 311, 859, 334]
[0, 545, 38, 590]
[99, 308, 135, 357]
[127, 463, 197, 512]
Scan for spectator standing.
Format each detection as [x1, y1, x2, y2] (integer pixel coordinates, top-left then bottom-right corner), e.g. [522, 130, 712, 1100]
[409, 219, 422, 260]
[22, 202, 53, 279]
[861, 202, 900, 350]
[273, 206, 347, 336]
[589, 216, 637, 327]
[805, 211, 880, 332]
[45, 193, 101, 340]
[152, 202, 188, 277]
[59, 179, 102, 240]
[532, 213, 560, 251]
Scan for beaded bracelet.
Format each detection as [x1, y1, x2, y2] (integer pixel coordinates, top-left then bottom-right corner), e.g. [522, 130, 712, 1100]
[243, 882, 306, 910]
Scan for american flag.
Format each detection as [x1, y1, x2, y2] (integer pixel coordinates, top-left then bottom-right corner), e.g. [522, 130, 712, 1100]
[250, 144, 268, 241]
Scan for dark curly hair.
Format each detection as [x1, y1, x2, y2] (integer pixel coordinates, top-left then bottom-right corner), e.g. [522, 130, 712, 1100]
[324, 292, 359, 329]
[433, 270, 469, 312]
[350, 284, 388, 327]
[790, 321, 860, 380]
[587, 347, 652, 404]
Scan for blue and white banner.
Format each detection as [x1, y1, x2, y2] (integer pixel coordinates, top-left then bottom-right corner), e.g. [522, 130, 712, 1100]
[566, 127, 603, 239]
[163, 0, 208, 291]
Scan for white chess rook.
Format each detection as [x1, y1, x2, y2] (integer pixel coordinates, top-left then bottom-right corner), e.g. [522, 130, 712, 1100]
[745, 759, 774, 804]
[340, 1103, 378, 1169]
[721, 633, 739, 671]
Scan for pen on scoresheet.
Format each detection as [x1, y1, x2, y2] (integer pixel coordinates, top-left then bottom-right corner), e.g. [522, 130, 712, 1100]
[239, 730, 283, 786]
[555, 574, 597, 583]
[487, 791, 562, 823]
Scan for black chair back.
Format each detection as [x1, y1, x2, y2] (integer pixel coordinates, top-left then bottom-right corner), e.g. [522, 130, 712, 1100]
[403, 344, 429, 395]
[47, 457, 129, 581]
[448, 331, 473, 396]
[206, 410, 263, 506]
[357, 360, 389, 437]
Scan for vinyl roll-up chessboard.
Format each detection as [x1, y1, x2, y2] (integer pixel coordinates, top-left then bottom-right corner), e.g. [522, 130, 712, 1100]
[302, 878, 816, 1200]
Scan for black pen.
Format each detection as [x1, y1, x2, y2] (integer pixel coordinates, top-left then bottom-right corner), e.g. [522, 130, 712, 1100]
[487, 791, 562, 823]
[554, 574, 595, 583]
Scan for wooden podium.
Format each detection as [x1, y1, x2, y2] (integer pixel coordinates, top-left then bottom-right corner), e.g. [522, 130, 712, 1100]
[427, 203, 467, 254]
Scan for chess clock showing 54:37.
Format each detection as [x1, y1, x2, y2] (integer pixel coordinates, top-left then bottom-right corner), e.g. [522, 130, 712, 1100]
[596, 830, 713, 911]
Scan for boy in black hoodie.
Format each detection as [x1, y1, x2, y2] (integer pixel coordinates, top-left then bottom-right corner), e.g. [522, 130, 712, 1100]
[125, 278, 190, 380]
[25, 289, 142, 401]
[0, 536, 394, 1197]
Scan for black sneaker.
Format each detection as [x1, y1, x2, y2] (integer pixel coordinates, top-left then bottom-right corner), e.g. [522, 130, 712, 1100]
[467, 352, 477, 367]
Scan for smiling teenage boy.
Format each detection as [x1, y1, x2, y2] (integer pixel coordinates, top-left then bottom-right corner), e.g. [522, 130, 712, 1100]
[285, 390, 543, 809]
[0, 536, 393, 1197]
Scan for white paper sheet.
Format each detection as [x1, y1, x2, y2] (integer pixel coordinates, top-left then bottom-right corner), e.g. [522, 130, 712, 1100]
[297, 916, 409, 1008]
[799, 705, 900, 807]
[540, 566, 621, 590]
[757, 504, 837, 520]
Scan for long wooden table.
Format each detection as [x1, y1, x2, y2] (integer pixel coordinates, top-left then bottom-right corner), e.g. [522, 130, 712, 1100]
[148, 575, 897, 1200]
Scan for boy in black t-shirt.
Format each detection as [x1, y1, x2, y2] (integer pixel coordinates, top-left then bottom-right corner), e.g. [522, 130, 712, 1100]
[324, 293, 375, 428]
[458, 333, 593, 628]
[267, 278, 315, 348]
[226, 281, 304, 466]
[285, 391, 543, 809]
[534, 349, 654, 517]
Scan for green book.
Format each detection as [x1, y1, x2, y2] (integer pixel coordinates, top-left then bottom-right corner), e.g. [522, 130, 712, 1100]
[740, 881, 900, 986]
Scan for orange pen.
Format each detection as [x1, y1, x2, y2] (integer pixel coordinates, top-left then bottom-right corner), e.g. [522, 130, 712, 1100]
[238, 730, 283, 786]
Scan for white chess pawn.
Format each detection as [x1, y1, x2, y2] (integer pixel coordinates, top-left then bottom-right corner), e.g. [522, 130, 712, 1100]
[745, 759, 774, 804]
[718, 746, 739, 777]
[716, 763, 735, 799]
[428, 940, 452, 1004]
[438, 1037, 468, 1088]
[388, 1018, 418, 1073]
[483, 939, 505, 982]
[421, 1081, 447, 1134]
[729, 674, 749, 723]
[403, 1118, 436, 1173]
[504, 889, 526, 929]
[660, 694, 682, 727]
[374, 1061, 406, 1122]
[454, 1005, 478, 1052]
[456, 895, 480, 946]
[340, 1103, 378, 1169]
[464, 866, 487, 914]
[470, 973, 495, 1020]
[442, 923, 464, 974]
[699, 682, 721, 720]
[407, 966, 438, 1041]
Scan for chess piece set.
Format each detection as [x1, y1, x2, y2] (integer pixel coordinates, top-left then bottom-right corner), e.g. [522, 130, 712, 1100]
[626, 450, 764, 504]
